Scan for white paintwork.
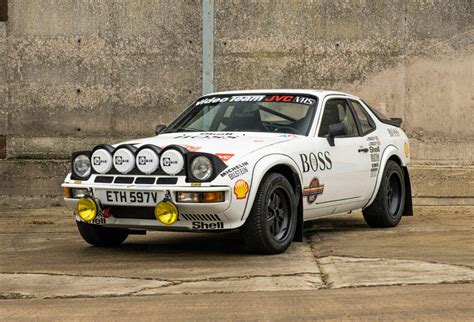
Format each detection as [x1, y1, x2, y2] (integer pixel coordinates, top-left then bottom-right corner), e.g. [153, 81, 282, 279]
[62, 89, 411, 232]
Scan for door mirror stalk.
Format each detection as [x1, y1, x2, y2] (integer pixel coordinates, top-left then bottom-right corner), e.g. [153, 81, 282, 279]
[154, 124, 167, 135]
[327, 123, 346, 146]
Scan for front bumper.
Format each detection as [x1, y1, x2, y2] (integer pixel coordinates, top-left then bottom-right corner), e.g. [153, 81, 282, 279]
[62, 175, 246, 231]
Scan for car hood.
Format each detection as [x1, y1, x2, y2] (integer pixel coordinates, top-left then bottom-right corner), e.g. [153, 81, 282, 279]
[118, 132, 301, 163]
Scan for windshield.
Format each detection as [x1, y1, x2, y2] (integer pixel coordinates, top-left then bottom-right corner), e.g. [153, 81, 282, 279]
[166, 94, 317, 136]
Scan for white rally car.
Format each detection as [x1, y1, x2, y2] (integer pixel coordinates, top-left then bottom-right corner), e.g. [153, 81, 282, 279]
[63, 89, 413, 254]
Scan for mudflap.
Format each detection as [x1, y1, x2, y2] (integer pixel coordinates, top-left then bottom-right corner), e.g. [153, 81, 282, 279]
[293, 195, 304, 242]
[403, 167, 414, 216]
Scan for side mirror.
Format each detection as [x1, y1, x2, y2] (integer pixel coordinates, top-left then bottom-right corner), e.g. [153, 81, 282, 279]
[327, 123, 346, 147]
[154, 124, 166, 135]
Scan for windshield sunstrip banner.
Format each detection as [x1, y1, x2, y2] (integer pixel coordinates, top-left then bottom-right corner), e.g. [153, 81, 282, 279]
[196, 95, 316, 106]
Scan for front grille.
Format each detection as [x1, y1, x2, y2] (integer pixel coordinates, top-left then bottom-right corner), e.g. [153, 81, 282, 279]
[95, 176, 114, 183]
[135, 177, 155, 184]
[114, 177, 134, 184]
[93, 176, 178, 185]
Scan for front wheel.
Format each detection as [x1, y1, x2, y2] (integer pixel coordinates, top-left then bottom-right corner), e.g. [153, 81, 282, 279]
[363, 160, 406, 228]
[76, 220, 129, 246]
[240, 173, 297, 254]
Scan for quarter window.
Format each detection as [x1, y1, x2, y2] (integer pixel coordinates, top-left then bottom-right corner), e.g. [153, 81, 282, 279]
[351, 100, 375, 134]
[318, 99, 358, 137]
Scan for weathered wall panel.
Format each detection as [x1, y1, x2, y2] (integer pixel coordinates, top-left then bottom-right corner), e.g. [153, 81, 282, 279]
[5, 0, 201, 158]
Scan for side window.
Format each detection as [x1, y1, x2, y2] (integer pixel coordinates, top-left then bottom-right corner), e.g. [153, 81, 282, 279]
[318, 99, 358, 137]
[351, 100, 375, 134]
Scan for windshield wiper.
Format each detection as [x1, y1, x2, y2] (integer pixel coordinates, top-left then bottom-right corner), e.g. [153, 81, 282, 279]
[164, 127, 201, 133]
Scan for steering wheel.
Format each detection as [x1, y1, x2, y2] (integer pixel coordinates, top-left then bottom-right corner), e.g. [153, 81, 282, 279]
[274, 126, 301, 135]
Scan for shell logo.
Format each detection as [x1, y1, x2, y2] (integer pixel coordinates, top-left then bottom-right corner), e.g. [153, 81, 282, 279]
[234, 179, 249, 200]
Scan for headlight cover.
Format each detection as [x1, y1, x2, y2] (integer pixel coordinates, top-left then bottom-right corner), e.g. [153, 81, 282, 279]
[73, 154, 91, 178]
[191, 156, 213, 181]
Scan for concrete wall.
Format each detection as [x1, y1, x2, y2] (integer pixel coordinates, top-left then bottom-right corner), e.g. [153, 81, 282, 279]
[214, 0, 473, 165]
[0, 0, 472, 164]
[3, 0, 202, 159]
[0, 0, 473, 206]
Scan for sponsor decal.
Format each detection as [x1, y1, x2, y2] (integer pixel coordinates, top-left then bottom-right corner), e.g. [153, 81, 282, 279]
[138, 156, 152, 165]
[404, 142, 409, 158]
[162, 157, 177, 167]
[101, 207, 112, 218]
[93, 157, 106, 166]
[234, 179, 249, 199]
[367, 136, 381, 177]
[114, 155, 124, 165]
[278, 134, 297, 139]
[299, 152, 332, 173]
[264, 95, 294, 102]
[388, 128, 401, 137]
[195, 95, 316, 106]
[173, 132, 239, 139]
[192, 222, 224, 230]
[303, 177, 324, 204]
[220, 161, 249, 179]
[293, 96, 316, 105]
[179, 144, 201, 152]
[89, 217, 106, 225]
[264, 95, 316, 105]
[215, 153, 234, 162]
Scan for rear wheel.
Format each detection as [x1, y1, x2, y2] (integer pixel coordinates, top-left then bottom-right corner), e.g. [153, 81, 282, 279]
[240, 173, 297, 254]
[363, 160, 405, 228]
[76, 220, 129, 246]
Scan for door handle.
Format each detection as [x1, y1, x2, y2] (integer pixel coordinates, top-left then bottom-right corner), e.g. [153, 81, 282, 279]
[358, 148, 369, 153]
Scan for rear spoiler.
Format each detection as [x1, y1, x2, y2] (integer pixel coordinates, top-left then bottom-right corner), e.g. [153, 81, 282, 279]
[385, 118, 403, 127]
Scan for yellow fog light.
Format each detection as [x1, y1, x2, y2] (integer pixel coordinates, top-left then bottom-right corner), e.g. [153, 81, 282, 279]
[154, 200, 179, 225]
[76, 197, 97, 222]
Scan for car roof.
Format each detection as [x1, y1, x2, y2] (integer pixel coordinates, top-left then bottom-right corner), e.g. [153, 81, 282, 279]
[203, 89, 360, 100]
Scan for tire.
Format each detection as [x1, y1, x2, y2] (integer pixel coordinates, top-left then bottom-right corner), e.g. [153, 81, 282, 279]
[240, 173, 297, 254]
[76, 220, 129, 247]
[363, 160, 406, 228]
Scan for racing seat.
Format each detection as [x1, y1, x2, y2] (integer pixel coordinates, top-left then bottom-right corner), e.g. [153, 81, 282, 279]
[318, 103, 342, 137]
[226, 104, 266, 132]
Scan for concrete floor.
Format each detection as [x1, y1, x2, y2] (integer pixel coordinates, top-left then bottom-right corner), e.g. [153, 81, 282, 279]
[0, 206, 473, 320]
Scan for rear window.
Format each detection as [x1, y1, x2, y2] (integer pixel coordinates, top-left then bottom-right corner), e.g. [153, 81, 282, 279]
[351, 100, 375, 134]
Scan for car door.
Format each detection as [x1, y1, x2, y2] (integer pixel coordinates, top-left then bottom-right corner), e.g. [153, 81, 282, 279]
[302, 97, 372, 218]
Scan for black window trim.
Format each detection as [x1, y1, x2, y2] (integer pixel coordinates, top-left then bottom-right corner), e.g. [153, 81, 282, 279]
[347, 99, 377, 137]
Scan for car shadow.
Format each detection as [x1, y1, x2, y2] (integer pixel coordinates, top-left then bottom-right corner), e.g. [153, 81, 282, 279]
[82, 230, 253, 256]
[80, 216, 372, 256]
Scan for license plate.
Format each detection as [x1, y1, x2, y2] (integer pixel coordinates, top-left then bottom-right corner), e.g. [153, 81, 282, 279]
[95, 190, 162, 206]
